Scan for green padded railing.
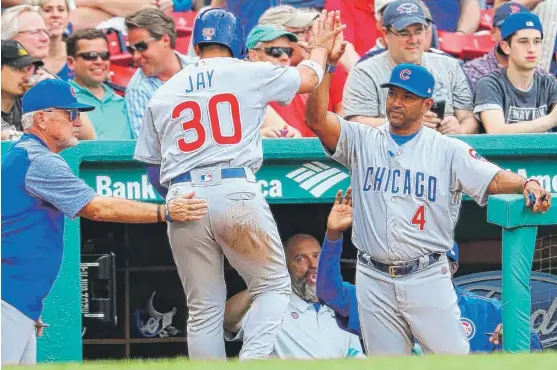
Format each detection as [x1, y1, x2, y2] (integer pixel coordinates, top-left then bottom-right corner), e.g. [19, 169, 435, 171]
[487, 194, 557, 352]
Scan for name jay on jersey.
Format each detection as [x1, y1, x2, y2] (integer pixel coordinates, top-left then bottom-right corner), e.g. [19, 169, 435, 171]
[362, 166, 437, 202]
[184, 69, 214, 93]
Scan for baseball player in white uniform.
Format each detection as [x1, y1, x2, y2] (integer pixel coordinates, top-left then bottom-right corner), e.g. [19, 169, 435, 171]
[304, 29, 552, 355]
[133, 8, 344, 361]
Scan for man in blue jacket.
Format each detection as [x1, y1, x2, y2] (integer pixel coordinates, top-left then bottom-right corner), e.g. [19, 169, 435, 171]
[316, 188, 543, 353]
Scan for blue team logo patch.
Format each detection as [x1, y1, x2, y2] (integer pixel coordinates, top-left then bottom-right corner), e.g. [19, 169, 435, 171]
[454, 271, 557, 349]
[468, 148, 487, 161]
[200, 173, 213, 182]
[461, 318, 476, 340]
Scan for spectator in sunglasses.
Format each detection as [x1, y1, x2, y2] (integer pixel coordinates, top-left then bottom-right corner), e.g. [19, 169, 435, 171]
[66, 28, 133, 140]
[124, 8, 197, 138]
[246, 24, 312, 138]
[258, 5, 319, 66]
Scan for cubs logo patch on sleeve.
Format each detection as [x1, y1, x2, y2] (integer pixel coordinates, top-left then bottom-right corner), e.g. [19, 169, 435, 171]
[461, 318, 476, 340]
[468, 148, 487, 161]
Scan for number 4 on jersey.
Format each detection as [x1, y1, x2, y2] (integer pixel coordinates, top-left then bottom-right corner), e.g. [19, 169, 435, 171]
[411, 205, 426, 231]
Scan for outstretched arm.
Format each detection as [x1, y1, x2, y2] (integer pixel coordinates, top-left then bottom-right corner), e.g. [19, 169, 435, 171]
[305, 14, 346, 151]
[487, 171, 551, 213]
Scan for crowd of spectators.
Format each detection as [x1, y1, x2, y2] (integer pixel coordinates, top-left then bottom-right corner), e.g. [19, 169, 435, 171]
[2, 0, 556, 143]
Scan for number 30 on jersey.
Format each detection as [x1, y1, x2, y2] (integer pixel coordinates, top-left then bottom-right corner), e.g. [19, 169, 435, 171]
[172, 93, 242, 152]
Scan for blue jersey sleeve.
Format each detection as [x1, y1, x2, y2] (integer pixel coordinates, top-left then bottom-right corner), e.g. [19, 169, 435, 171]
[316, 234, 362, 336]
[25, 153, 97, 218]
[316, 235, 351, 317]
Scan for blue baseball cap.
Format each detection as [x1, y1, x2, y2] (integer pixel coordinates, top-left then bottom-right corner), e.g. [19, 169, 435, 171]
[447, 242, 459, 263]
[493, 2, 528, 28]
[381, 63, 434, 98]
[383, 0, 428, 31]
[22, 79, 95, 114]
[500, 12, 543, 40]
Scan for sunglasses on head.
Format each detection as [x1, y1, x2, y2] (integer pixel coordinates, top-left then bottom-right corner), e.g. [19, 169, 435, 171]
[76, 51, 110, 61]
[44, 108, 79, 121]
[126, 37, 157, 54]
[254, 47, 293, 58]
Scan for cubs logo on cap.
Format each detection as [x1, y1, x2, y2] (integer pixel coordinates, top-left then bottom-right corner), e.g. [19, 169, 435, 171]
[399, 69, 411, 80]
[381, 63, 435, 98]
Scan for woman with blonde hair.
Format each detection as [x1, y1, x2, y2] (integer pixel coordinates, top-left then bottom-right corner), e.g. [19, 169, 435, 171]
[38, 0, 74, 80]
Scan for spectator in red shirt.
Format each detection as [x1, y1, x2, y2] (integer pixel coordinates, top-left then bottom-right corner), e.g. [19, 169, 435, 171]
[323, 0, 378, 56]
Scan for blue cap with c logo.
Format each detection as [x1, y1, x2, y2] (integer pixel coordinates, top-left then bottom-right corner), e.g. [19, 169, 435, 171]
[381, 63, 435, 98]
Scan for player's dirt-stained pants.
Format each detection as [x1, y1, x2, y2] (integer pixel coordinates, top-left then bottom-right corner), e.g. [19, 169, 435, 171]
[1, 300, 37, 365]
[166, 168, 291, 361]
[355, 253, 470, 355]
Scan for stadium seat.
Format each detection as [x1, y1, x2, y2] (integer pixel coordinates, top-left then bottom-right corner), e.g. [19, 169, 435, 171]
[170, 11, 198, 36]
[479, 9, 494, 30]
[174, 30, 193, 54]
[437, 31, 494, 60]
[109, 64, 137, 96]
[104, 29, 127, 55]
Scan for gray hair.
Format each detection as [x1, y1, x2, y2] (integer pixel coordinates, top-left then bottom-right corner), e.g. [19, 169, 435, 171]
[125, 8, 176, 48]
[21, 112, 36, 130]
[1, 5, 41, 40]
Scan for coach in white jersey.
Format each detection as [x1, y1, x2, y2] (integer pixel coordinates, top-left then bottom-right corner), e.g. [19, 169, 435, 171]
[134, 8, 344, 361]
[304, 28, 551, 355]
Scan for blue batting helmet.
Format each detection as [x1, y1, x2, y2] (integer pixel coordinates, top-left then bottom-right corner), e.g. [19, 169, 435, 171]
[192, 8, 246, 59]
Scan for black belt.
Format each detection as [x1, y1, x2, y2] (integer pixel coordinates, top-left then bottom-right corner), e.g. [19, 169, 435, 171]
[357, 251, 442, 278]
[171, 168, 247, 185]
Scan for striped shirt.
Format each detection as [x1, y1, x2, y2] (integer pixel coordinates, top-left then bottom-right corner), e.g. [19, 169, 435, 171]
[125, 51, 198, 138]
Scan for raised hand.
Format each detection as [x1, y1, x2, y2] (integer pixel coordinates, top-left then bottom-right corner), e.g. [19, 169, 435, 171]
[328, 11, 348, 64]
[307, 10, 346, 54]
[327, 187, 353, 233]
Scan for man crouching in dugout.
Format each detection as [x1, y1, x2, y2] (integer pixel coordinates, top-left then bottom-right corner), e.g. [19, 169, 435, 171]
[1, 79, 208, 366]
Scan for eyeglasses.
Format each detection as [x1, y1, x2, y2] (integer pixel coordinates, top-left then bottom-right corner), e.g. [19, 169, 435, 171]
[291, 28, 312, 37]
[126, 37, 157, 54]
[18, 28, 50, 37]
[76, 51, 110, 61]
[253, 47, 293, 58]
[387, 27, 426, 38]
[43, 108, 79, 121]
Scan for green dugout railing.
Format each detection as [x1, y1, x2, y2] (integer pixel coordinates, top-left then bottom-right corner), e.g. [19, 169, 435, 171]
[1, 134, 557, 362]
[488, 194, 557, 352]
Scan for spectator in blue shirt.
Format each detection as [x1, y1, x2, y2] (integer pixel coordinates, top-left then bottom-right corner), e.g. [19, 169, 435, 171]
[1, 79, 208, 366]
[316, 188, 543, 354]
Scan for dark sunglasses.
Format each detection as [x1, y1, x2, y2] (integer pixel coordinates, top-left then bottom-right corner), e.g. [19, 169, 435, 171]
[126, 37, 156, 54]
[254, 47, 293, 58]
[76, 51, 110, 61]
[44, 108, 79, 121]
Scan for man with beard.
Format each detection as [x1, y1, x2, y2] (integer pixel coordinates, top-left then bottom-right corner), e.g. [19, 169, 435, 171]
[223, 233, 364, 359]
